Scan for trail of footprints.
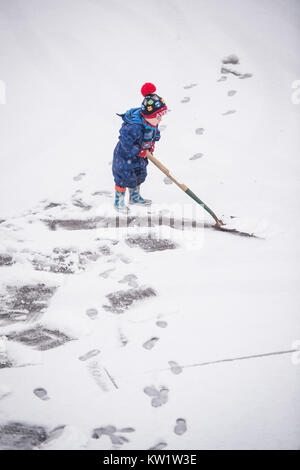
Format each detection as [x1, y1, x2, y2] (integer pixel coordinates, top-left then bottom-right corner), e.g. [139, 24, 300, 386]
[185, 53, 253, 164]
[0, 62, 253, 446]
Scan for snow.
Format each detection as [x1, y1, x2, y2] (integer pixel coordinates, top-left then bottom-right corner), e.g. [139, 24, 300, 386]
[0, 0, 300, 450]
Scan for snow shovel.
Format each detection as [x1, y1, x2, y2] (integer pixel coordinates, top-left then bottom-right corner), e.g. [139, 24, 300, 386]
[146, 151, 258, 237]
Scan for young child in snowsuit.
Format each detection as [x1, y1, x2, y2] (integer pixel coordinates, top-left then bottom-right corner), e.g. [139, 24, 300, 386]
[112, 82, 167, 212]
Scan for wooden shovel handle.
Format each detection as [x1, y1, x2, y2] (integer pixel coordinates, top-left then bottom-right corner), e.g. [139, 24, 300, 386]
[146, 151, 188, 191]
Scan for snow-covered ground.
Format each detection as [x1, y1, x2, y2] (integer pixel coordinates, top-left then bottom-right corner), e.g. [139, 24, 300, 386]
[0, 0, 300, 450]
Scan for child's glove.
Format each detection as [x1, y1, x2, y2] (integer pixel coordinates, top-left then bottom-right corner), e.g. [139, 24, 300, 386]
[150, 142, 155, 154]
[138, 148, 148, 158]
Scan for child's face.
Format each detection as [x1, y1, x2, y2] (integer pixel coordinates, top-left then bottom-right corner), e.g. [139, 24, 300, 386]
[145, 115, 162, 126]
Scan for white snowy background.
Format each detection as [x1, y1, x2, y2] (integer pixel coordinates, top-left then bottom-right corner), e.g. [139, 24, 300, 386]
[0, 0, 300, 450]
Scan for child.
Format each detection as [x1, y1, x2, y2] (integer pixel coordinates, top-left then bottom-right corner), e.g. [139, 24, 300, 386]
[112, 82, 167, 212]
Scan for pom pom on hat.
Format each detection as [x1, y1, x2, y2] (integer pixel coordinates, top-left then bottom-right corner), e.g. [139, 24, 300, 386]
[140, 83, 167, 118]
[141, 82, 156, 97]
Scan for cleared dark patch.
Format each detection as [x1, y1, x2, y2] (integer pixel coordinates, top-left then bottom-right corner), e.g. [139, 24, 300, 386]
[0, 422, 48, 450]
[0, 254, 14, 266]
[125, 234, 177, 252]
[0, 359, 14, 369]
[103, 287, 156, 314]
[43, 217, 107, 231]
[7, 325, 73, 351]
[43, 215, 197, 232]
[0, 283, 57, 327]
[31, 248, 101, 274]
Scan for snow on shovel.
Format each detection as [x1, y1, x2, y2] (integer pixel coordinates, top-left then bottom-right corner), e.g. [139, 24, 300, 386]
[146, 151, 265, 238]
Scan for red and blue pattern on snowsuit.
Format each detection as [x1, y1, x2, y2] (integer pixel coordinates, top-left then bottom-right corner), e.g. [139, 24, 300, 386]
[112, 108, 161, 188]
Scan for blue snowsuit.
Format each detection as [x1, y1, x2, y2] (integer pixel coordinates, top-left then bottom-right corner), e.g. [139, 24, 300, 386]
[112, 107, 161, 189]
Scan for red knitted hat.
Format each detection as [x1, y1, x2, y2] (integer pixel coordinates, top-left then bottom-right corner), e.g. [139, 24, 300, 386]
[140, 82, 167, 119]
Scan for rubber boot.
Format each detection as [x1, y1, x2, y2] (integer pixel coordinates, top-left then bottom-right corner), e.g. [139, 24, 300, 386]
[114, 188, 130, 213]
[128, 186, 152, 206]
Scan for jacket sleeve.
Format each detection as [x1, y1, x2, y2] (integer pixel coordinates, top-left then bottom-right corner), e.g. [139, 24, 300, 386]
[154, 129, 161, 141]
[119, 124, 142, 160]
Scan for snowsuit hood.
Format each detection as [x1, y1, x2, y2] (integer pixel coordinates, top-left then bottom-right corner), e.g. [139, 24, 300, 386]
[117, 107, 143, 125]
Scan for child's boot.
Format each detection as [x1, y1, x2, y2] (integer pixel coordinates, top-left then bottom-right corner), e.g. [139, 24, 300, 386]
[129, 186, 152, 206]
[114, 187, 130, 213]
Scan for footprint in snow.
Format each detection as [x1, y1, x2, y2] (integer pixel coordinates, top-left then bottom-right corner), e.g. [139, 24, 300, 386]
[144, 385, 169, 407]
[78, 349, 100, 361]
[88, 361, 110, 392]
[189, 153, 203, 161]
[168, 361, 183, 375]
[156, 320, 168, 328]
[92, 190, 112, 197]
[117, 254, 132, 264]
[222, 110, 236, 116]
[181, 97, 190, 104]
[217, 76, 227, 82]
[228, 90, 237, 97]
[33, 388, 50, 401]
[92, 425, 135, 446]
[143, 337, 159, 350]
[222, 54, 240, 65]
[183, 83, 197, 89]
[149, 441, 168, 450]
[239, 73, 253, 79]
[118, 328, 128, 347]
[99, 268, 115, 279]
[73, 172, 86, 181]
[159, 125, 167, 132]
[174, 418, 187, 436]
[118, 274, 138, 288]
[163, 176, 173, 185]
[86, 308, 98, 319]
[195, 128, 205, 135]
